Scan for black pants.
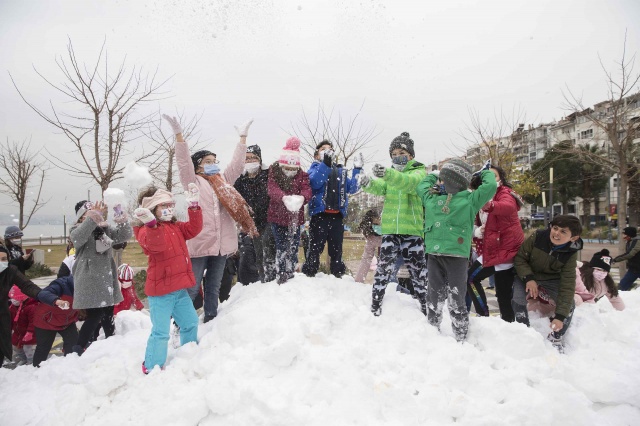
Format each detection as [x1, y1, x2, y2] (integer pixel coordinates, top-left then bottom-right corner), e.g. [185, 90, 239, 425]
[91, 305, 115, 343]
[467, 260, 516, 322]
[237, 234, 260, 285]
[219, 255, 238, 302]
[302, 213, 345, 277]
[33, 325, 79, 367]
[77, 306, 112, 349]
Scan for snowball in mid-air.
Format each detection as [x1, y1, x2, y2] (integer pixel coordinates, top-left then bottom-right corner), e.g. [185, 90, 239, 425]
[123, 162, 153, 189]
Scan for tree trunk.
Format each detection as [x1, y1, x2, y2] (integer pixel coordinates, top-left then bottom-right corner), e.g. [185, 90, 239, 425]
[594, 197, 601, 225]
[582, 198, 591, 228]
[618, 162, 629, 278]
[627, 164, 640, 228]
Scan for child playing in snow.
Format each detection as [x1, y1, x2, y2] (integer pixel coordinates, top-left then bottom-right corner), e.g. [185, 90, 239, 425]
[113, 264, 144, 315]
[9, 286, 38, 366]
[267, 137, 311, 284]
[417, 160, 497, 341]
[359, 132, 428, 316]
[134, 184, 203, 373]
[33, 275, 79, 367]
[512, 215, 583, 353]
[573, 250, 624, 311]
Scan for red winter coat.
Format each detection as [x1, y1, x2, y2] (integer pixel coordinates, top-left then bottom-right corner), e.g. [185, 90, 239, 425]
[11, 298, 37, 347]
[113, 286, 144, 315]
[477, 185, 525, 267]
[134, 207, 203, 297]
[267, 165, 312, 227]
[33, 295, 79, 331]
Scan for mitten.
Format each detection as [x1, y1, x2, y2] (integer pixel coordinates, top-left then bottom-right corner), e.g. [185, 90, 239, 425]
[184, 183, 200, 208]
[134, 208, 157, 228]
[234, 119, 254, 137]
[357, 172, 370, 187]
[162, 114, 183, 135]
[353, 152, 364, 169]
[372, 164, 386, 178]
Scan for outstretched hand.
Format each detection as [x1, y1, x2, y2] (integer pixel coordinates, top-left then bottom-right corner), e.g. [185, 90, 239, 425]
[234, 119, 254, 137]
[162, 114, 183, 136]
[185, 183, 200, 208]
[353, 152, 364, 169]
[372, 164, 386, 178]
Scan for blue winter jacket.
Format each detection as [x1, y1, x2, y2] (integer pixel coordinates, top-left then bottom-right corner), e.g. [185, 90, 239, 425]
[37, 276, 75, 305]
[308, 162, 361, 217]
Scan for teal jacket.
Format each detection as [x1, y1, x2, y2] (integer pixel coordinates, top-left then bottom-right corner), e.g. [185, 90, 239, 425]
[363, 160, 427, 237]
[417, 170, 497, 258]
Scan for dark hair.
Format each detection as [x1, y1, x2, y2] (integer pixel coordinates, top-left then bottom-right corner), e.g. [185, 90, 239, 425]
[75, 200, 88, 214]
[550, 215, 582, 236]
[490, 165, 512, 188]
[359, 208, 381, 237]
[314, 140, 333, 158]
[579, 261, 618, 298]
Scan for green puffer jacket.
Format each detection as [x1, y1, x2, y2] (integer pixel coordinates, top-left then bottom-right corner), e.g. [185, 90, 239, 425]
[514, 228, 583, 320]
[362, 160, 427, 236]
[417, 170, 496, 258]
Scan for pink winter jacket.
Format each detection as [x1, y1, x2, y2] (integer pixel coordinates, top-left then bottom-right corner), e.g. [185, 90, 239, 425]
[176, 139, 246, 257]
[574, 267, 625, 311]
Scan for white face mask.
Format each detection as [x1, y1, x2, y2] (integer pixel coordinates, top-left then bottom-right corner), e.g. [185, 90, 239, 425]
[0, 261, 8, 274]
[10, 238, 22, 245]
[283, 169, 298, 178]
[121, 280, 132, 289]
[159, 208, 174, 222]
[10, 299, 20, 306]
[592, 270, 608, 281]
[245, 163, 261, 174]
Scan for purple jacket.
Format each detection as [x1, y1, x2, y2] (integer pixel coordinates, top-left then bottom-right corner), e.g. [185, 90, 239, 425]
[267, 166, 311, 227]
[176, 139, 246, 257]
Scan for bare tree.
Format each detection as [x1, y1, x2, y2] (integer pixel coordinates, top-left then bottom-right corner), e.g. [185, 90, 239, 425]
[289, 101, 380, 166]
[9, 38, 170, 195]
[139, 110, 207, 191]
[0, 138, 48, 229]
[562, 33, 640, 260]
[457, 105, 528, 173]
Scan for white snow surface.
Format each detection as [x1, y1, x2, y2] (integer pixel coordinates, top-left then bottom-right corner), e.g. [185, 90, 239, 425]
[2, 274, 639, 426]
[122, 162, 153, 188]
[282, 194, 305, 212]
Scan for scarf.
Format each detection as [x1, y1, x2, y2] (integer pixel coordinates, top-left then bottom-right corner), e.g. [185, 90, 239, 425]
[202, 174, 259, 237]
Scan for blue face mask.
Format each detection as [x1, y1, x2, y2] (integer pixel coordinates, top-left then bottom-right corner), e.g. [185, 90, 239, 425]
[372, 224, 382, 235]
[392, 155, 409, 166]
[203, 164, 220, 176]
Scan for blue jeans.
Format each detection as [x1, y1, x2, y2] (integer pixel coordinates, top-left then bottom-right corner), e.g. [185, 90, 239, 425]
[271, 223, 301, 277]
[619, 269, 640, 291]
[188, 255, 227, 318]
[145, 289, 199, 370]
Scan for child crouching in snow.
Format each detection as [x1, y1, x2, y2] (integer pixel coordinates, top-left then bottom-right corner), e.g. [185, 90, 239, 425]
[573, 250, 624, 311]
[113, 264, 144, 315]
[134, 185, 203, 373]
[9, 286, 38, 366]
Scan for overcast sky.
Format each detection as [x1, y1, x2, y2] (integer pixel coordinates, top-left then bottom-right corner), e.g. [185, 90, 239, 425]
[1, 0, 639, 217]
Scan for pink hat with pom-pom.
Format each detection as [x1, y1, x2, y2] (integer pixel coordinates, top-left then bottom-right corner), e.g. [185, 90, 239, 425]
[279, 137, 301, 168]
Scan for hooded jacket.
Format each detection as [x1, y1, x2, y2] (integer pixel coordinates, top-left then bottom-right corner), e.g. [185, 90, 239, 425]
[613, 236, 640, 271]
[307, 162, 360, 217]
[363, 160, 427, 237]
[176, 139, 245, 257]
[514, 228, 584, 320]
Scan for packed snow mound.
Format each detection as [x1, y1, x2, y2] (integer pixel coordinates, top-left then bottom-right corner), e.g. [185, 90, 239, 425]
[1, 275, 640, 426]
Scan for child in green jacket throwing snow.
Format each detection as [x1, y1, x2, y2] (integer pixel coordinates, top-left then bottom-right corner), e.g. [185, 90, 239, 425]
[360, 132, 428, 316]
[417, 159, 496, 341]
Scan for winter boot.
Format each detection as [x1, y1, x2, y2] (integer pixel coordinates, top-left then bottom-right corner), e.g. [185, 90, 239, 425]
[72, 345, 84, 356]
[547, 332, 565, 354]
[204, 315, 215, 323]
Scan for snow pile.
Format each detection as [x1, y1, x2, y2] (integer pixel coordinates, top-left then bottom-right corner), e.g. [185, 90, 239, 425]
[1, 275, 639, 425]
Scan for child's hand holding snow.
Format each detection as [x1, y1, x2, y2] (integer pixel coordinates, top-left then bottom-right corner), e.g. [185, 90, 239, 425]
[55, 299, 70, 310]
[282, 195, 305, 212]
[185, 183, 200, 208]
[113, 204, 128, 224]
[135, 208, 157, 228]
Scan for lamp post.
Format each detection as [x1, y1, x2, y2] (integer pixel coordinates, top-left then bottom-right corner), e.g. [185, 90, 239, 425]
[549, 167, 554, 220]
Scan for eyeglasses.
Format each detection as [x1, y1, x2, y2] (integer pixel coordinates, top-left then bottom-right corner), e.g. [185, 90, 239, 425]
[201, 158, 219, 165]
[158, 202, 176, 209]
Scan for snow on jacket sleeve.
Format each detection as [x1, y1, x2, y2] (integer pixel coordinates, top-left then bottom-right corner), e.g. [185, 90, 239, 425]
[178, 207, 204, 241]
[574, 267, 595, 306]
[223, 138, 248, 186]
[70, 215, 100, 251]
[346, 168, 361, 194]
[175, 140, 198, 191]
[308, 162, 329, 190]
[416, 173, 439, 202]
[469, 170, 497, 213]
[383, 165, 426, 192]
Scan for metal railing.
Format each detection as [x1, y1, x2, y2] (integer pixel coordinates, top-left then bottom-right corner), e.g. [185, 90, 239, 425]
[22, 236, 68, 245]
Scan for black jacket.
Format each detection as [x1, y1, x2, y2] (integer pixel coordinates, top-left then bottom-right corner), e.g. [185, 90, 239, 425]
[614, 236, 640, 272]
[234, 168, 269, 232]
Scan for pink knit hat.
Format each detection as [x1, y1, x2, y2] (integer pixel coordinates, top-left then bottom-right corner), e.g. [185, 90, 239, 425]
[279, 137, 301, 168]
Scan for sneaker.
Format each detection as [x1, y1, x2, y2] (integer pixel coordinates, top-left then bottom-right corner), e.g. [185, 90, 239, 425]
[171, 324, 181, 349]
[547, 332, 565, 354]
[142, 362, 149, 375]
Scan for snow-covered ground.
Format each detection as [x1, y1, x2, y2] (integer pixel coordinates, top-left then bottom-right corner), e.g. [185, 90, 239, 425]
[2, 274, 639, 426]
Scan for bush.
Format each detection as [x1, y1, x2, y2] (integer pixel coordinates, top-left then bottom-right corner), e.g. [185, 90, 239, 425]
[25, 262, 54, 279]
[133, 269, 147, 301]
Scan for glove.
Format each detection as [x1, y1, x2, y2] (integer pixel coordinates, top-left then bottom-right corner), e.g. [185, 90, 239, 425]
[357, 172, 370, 187]
[134, 208, 157, 228]
[353, 152, 364, 169]
[184, 182, 200, 208]
[22, 332, 33, 342]
[482, 159, 492, 171]
[372, 164, 386, 178]
[162, 114, 183, 135]
[234, 119, 254, 137]
[113, 204, 128, 224]
[323, 150, 334, 167]
[85, 210, 104, 224]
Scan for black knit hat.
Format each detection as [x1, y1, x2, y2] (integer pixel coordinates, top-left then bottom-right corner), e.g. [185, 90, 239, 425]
[389, 132, 415, 158]
[622, 226, 637, 238]
[246, 145, 262, 162]
[191, 150, 216, 171]
[589, 249, 612, 272]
